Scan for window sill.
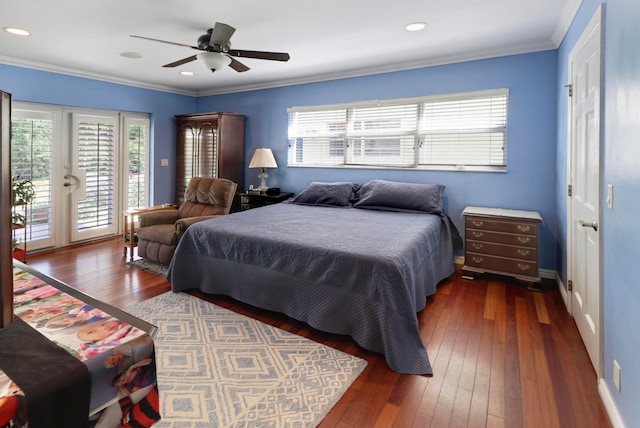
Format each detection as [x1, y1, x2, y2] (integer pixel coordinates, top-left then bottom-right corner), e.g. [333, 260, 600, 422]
[286, 164, 507, 173]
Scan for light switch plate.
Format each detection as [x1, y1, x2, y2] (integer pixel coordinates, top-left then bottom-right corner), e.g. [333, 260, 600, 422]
[161, 159, 169, 167]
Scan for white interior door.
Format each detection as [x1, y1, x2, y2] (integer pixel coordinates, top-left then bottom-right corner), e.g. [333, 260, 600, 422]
[568, 6, 602, 375]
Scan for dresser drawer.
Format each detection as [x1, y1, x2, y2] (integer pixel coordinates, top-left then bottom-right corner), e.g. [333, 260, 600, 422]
[465, 229, 537, 247]
[465, 252, 539, 277]
[465, 239, 537, 261]
[465, 217, 537, 235]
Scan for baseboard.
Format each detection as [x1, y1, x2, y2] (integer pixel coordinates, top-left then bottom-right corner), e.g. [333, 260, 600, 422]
[556, 272, 571, 311]
[598, 378, 626, 428]
[539, 268, 555, 280]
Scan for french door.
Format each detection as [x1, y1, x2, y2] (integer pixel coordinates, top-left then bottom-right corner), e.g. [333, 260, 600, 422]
[11, 103, 149, 250]
[68, 113, 119, 242]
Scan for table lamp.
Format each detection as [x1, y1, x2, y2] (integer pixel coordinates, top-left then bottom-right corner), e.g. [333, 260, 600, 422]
[249, 148, 278, 191]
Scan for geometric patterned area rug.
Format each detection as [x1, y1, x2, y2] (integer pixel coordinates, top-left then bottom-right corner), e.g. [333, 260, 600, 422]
[124, 292, 368, 428]
[127, 258, 169, 277]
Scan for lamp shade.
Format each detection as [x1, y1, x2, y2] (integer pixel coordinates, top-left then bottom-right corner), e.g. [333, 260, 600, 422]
[196, 52, 232, 71]
[249, 148, 278, 169]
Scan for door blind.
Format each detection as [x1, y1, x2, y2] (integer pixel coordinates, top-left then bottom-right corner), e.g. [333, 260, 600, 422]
[76, 120, 116, 231]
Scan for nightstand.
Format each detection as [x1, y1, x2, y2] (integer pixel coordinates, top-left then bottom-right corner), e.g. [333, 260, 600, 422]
[239, 192, 294, 211]
[123, 205, 178, 261]
[461, 206, 543, 284]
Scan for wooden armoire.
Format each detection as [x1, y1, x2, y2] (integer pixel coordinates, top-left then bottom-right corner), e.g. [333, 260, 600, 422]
[175, 112, 245, 206]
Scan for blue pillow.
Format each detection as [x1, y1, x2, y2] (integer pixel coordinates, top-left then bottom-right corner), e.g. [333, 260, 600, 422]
[291, 182, 359, 207]
[353, 179, 445, 214]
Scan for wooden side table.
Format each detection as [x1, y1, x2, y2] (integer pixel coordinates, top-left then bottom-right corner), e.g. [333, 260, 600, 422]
[123, 205, 178, 260]
[239, 192, 294, 211]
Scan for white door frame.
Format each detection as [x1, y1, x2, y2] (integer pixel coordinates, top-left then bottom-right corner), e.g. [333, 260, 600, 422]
[566, 4, 604, 377]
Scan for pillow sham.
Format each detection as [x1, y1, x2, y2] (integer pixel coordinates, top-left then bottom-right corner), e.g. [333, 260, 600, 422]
[353, 179, 445, 214]
[291, 182, 359, 207]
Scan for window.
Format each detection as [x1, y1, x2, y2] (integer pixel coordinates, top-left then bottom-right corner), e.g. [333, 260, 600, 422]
[288, 89, 508, 170]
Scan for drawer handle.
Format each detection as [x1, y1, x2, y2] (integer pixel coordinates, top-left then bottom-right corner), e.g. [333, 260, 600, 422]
[472, 256, 484, 263]
[471, 243, 483, 250]
[517, 249, 530, 256]
[517, 236, 531, 244]
[472, 220, 484, 227]
[517, 225, 531, 232]
[517, 263, 531, 271]
[472, 231, 484, 238]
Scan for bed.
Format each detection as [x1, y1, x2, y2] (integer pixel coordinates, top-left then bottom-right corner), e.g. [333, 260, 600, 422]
[8, 261, 160, 427]
[168, 180, 454, 375]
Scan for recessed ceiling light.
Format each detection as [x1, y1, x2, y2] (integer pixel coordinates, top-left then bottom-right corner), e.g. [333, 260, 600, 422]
[4, 27, 30, 36]
[180, 71, 194, 76]
[120, 51, 143, 59]
[405, 22, 427, 32]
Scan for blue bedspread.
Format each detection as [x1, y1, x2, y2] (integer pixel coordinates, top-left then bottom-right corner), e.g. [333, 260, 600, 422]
[168, 203, 454, 374]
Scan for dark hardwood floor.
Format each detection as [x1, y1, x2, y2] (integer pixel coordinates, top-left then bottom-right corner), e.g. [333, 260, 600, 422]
[26, 237, 611, 428]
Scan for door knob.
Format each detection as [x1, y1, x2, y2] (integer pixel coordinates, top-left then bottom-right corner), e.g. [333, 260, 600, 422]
[580, 219, 598, 231]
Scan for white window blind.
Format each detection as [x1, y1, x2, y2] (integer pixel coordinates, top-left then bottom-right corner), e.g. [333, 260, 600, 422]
[347, 104, 417, 167]
[76, 117, 116, 232]
[288, 88, 508, 170]
[288, 109, 346, 166]
[419, 91, 507, 167]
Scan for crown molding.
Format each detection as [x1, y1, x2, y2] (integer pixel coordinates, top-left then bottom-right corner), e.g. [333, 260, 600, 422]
[552, 0, 584, 47]
[195, 42, 557, 96]
[0, 55, 198, 96]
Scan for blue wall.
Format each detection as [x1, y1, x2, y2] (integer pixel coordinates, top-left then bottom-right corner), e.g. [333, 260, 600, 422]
[0, 64, 197, 204]
[199, 51, 559, 270]
[557, 0, 640, 425]
[602, 0, 640, 423]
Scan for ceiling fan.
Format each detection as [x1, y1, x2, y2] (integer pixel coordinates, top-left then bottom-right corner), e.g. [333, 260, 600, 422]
[131, 22, 290, 73]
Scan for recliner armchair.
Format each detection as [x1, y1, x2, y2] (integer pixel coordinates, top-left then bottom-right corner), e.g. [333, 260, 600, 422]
[136, 177, 238, 265]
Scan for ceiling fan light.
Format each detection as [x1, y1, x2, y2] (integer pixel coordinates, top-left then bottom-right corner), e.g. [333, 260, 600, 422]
[405, 22, 427, 32]
[4, 27, 30, 36]
[196, 52, 231, 71]
[120, 51, 143, 59]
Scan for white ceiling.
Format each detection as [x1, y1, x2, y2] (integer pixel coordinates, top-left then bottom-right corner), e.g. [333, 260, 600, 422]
[1, 0, 579, 96]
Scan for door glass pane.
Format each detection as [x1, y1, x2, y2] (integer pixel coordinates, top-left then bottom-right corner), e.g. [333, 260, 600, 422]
[11, 115, 53, 242]
[127, 121, 147, 209]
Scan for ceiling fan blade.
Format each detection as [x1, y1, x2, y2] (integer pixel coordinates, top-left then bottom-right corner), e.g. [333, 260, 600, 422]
[227, 49, 290, 62]
[228, 57, 250, 72]
[163, 55, 198, 68]
[210, 22, 235, 47]
[130, 35, 201, 51]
